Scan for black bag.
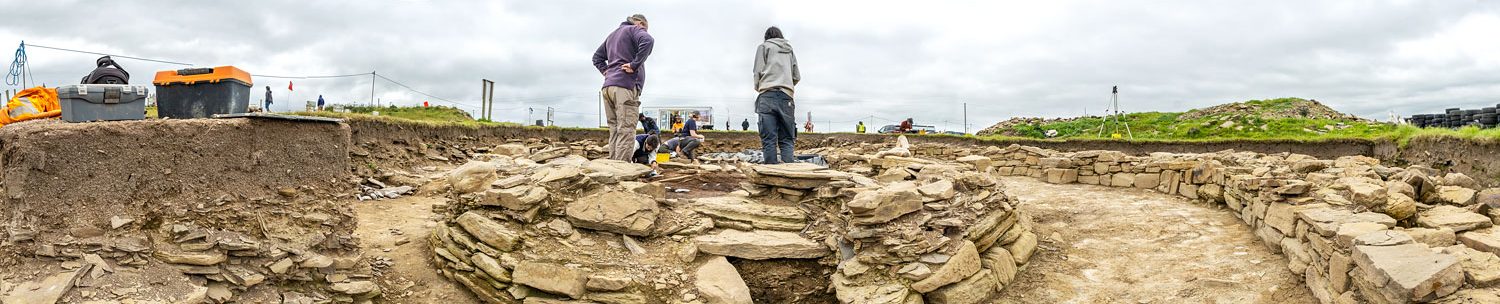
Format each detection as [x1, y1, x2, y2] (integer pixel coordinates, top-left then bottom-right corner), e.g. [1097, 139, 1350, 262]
[81, 56, 130, 84]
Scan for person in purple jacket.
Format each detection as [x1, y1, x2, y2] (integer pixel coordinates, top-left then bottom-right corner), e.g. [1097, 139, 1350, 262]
[593, 14, 656, 162]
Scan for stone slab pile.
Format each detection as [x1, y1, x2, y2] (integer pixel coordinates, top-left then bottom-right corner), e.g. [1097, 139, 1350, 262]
[827, 153, 1033, 304]
[429, 145, 1035, 304]
[3, 194, 374, 303]
[430, 156, 692, 303]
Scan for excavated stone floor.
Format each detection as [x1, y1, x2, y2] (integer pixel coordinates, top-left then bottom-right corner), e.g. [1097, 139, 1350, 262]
[994, 176, 1314, 303]
[348, 170, 1323, 304]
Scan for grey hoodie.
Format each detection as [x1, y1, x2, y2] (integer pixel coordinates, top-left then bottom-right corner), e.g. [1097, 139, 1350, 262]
[754, 38, 800, 96]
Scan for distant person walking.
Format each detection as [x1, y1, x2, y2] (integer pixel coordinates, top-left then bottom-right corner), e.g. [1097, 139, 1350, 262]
[639, 113, 659, 135]
[857, 121, 866, 133]
[317, 95, 326, 111]
[752, 26, 800, 164]
[804, 120, 814, 133]
[593, 14, 656, 161]
[264, 86, 273, 112]
[741, 119, 750, 131]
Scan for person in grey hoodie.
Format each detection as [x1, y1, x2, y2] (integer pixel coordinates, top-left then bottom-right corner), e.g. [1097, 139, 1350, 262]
[753, 26, 801, 164]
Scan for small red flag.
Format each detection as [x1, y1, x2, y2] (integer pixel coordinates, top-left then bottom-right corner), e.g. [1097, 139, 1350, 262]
[288, 81, 294, 91]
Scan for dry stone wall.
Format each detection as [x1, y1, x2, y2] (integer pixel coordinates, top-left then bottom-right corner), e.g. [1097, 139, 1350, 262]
[424, 143, 1035, 304]
[0, 118, 368, 303]
[978, 144, 1500, 303]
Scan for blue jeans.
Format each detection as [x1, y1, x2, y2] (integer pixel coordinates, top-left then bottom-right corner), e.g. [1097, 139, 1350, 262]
[755, 90, 796, 164]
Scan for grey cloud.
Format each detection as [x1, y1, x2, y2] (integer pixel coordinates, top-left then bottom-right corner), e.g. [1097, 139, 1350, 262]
[1, 0, 1498, 131]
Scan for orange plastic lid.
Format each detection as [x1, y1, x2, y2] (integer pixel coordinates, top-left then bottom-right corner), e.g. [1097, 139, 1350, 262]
[152, 66, 252, 86]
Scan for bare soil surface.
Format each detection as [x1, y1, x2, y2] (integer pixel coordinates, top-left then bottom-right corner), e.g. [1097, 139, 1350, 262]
[0, 118, 351, 264]
[730, 258, 836, 304]
[658, 169, 744, 200]
[352, 195, 477, 303]
[994, 176, 1315, 304]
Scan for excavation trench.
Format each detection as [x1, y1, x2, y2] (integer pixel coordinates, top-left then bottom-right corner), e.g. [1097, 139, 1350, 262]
[5, 118, 1500, 304]
[995, 176, 1312, 303]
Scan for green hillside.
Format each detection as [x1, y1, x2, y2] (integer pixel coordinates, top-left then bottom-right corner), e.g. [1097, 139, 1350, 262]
[984, 98, 1401, 140]
[337, 105, 477, 123]
[296, 105, 519, 127]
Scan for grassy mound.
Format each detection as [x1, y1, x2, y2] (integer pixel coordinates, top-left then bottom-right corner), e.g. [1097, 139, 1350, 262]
[295, 105, 520, 128]
[338, 105, 477, 123]
[1178, 97, 1357, 120]
[983, 98, 1401, 140]
[1008, 111, 1397, 140]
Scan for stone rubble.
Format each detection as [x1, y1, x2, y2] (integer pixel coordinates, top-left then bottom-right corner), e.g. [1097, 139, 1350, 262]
[1, 195, 374, 303]
[952, 143, 1500, 304]
[397, 136, 1500, 304]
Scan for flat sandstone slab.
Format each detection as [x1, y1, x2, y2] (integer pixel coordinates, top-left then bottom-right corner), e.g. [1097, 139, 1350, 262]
[693, 230, 829, 260]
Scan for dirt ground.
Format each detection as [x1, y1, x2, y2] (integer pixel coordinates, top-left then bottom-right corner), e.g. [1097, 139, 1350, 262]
[730, 258, 836, 304]
[658, 169, 743, 200]
[993, 176, 1315, 304]
[352, 194, 477, 303]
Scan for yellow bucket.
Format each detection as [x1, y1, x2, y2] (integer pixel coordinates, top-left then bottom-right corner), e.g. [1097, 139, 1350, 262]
[655, 153, 670, 163]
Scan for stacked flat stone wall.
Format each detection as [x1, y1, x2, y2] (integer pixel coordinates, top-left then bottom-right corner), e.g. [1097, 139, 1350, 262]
[979, 144, 1500, 303]
[424, 144, 1037, 304]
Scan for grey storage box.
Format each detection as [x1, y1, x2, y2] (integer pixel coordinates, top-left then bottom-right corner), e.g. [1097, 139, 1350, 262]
[57, 84, 149, 122]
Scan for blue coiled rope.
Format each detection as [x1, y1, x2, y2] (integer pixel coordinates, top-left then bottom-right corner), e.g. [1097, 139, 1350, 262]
[5, 41, 28, 87]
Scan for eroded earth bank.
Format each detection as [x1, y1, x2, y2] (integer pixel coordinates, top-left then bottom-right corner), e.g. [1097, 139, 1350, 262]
[3, 118, 1500, 304]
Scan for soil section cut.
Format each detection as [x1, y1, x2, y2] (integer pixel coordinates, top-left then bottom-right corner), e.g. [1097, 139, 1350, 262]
[352, 194, 478, 303]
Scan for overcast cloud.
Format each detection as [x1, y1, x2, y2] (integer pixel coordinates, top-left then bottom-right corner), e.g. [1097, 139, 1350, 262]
[2, 0, 1499, 132]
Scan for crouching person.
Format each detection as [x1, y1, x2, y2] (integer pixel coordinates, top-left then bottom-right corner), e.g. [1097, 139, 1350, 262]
[665, 113, 705, 165]
[632, 134, 662, 175]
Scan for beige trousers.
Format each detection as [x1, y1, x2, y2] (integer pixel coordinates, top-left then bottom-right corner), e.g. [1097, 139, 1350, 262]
[602, 86, 641, 161]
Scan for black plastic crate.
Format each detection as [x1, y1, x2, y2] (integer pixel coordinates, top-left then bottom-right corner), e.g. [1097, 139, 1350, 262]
[152, 66, 252, 119]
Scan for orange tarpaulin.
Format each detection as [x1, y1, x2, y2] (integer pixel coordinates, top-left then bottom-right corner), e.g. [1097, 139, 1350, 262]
[1, 86, 62, 126]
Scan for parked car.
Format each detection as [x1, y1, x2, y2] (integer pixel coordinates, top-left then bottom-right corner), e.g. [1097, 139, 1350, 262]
[876, 124, 938, 134]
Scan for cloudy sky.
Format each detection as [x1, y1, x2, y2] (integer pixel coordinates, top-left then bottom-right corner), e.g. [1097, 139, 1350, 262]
[2, 0, 1498, 132]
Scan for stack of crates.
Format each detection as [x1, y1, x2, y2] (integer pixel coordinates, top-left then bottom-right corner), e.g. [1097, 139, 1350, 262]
[1479, 106, 1498, 129]
[1408, 105, 1499, 129]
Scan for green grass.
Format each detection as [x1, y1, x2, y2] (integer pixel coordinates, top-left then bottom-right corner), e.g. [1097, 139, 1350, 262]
[977, 97, 1500, 144]
[336, 105, 479, 123]
[1386, 125, 1500, 147]
[1005, 112, 1402, 141]
[988, 98, 1412, 142]
[281, 101, 1500, 146]
[986, 118, 1500, 145]
[293, 105, 522, 128]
